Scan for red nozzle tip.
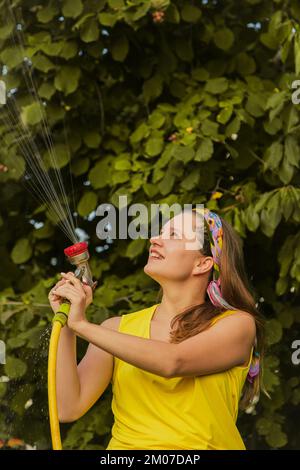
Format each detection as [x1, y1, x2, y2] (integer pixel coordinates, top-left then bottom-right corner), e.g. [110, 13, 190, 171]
[64, 242, 88, 258]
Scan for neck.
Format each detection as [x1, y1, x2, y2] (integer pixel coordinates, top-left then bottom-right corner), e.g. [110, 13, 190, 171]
[156, 279, 206, 322]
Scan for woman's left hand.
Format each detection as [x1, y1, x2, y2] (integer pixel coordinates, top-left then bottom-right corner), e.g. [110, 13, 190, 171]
[52, 272, 91, 330]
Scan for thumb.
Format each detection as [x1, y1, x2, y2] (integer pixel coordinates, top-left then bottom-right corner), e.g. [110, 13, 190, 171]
[82, 283, 94, 296]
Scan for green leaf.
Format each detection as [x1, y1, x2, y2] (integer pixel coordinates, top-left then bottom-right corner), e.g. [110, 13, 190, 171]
[125, 238, 146, 258]
[11, 238, 33, 264]
[37, 4, 59, 23]
[71, 158, 89, 176]
[145, 137, 164, 157]
[62, 0, 83, 18]
[284, 136, 300, 168]
[80, 18, 100, 43]
[173, 145, 195, 163]
[111, 35, 129, 62]
[4, 356, 27, 379]
[44, 144, 70, 169]
[217, 106, 233, 124]
[256, 417, 272, 436]
[0, 382, 7, 399]
[41, 41, 63, 56]
[158, 170, 175, 195]
[263, 141, 283, 171]
[294, 32, 300, 75]
[266, 319, 283, 345]
[205, 78, 228, 94]
[266, 90, 287, 110]
[98, 12, 118, 27]
[246, 93, 265, 117]
[148, 111, 165, 129]
[60, 42, 78, 59]
[0, 22, 14, 40]
[236, 52, 256, 75]
[54, 66, 81, 95]
[143, 183, 159, 198]
[225, 116, 241, 137]
[266, 424, 288, 448]
[245, 206, 260, 232]
[0, 46, 23, 68]
[21, 102, 45, 126]
[181, 4, 202, 23]
[130, 123, 150, 144]
[260, 32, 278, 50]
[83, 130, 102, 149]
[33, 222, 54, 239]
[78, 192, 98, 217]
[180, 170, 200, 190]
[284, 105, 299, 134]
[201, 119, 219, 137]
[108, 0, 124, 7]
[195, 138, 213, 162]
[214, 28, 234, 50]
[279, 157, 295, 184]
[31, 53, 55, 72]
[114, 156, 132, 170]
[38, 82, 56, 99]
[260, 193, 282, 236]
[89, 158, 112, 189]
[112, 170, 130, 184]
[143, 75, 163, 103]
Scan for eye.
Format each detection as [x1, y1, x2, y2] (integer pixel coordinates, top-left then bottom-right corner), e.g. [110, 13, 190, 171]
[170, 229, 179, 238]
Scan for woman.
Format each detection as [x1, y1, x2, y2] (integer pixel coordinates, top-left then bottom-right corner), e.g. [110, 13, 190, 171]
[48, 207, 266, 450]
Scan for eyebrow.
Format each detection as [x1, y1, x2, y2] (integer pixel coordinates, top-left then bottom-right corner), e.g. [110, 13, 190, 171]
[160, 226, 180, 234]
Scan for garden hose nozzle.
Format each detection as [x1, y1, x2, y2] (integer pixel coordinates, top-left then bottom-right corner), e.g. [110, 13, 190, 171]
[52, 242, 93, 327]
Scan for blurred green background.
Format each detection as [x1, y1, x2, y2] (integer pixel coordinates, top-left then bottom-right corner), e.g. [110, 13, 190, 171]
[0, 0, 300, 450]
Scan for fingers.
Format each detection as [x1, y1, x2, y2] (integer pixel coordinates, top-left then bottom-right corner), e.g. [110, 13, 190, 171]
[53, 284, 86, 305]
[82, 283, 93, 296]
[55, 279, 67, 288]
[60, 272, 85, 292]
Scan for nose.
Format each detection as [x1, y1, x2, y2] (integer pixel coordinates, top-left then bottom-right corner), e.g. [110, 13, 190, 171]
[149, 233, 163, 246]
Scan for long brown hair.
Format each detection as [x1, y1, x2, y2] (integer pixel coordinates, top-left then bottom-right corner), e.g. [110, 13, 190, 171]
[156, 209, 268, 411]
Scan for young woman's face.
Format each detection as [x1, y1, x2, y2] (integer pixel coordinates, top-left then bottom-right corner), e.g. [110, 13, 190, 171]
[144, 211, 210, 283]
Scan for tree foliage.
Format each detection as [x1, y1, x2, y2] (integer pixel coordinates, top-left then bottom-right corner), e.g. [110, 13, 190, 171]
[0, 0, 300, 449]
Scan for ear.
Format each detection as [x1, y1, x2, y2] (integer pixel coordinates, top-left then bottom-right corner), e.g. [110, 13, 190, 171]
[192, 255, 214, 276]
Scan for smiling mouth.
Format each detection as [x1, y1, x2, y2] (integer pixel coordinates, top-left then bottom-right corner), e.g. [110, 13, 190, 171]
[149, 252, 164, 260]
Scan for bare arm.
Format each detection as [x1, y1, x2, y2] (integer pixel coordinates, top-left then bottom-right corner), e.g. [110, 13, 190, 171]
[56, 316, 121, 423]
[173, 312, 257, 377]
[71, 312, 256, 380]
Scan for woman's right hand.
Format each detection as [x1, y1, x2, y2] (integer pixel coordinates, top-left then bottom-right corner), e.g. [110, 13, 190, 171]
[48, 278, 68, 314]
[48, 273, 96, 314]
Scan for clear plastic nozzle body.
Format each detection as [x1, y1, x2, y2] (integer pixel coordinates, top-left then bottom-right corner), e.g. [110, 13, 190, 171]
[66, 250, 94, 289]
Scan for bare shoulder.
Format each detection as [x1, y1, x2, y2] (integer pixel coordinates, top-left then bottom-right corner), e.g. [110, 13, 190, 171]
[100, 316, 122, 331]
[233, 310, 257, 329]
[214, 310, 257, 343]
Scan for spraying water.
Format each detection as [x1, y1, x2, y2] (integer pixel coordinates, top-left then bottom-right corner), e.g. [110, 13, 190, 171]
[0, 1, 78, 244]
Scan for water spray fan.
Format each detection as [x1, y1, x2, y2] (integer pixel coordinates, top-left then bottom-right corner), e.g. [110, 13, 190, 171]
[48, 242, 94, 450]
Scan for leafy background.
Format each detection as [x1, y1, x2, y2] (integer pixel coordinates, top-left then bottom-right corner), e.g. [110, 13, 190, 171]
[0, 0, 300, 450]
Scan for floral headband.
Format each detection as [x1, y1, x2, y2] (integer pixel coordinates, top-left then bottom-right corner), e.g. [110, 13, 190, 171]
[193, 207, 234, 310]
[193, 207, 260, 383]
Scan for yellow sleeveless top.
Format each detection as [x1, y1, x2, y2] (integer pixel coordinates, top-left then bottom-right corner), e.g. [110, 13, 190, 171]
[106, 304, 253, 450]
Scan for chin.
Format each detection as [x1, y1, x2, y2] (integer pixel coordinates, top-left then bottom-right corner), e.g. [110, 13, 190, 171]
[144, 263, 160, 279]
